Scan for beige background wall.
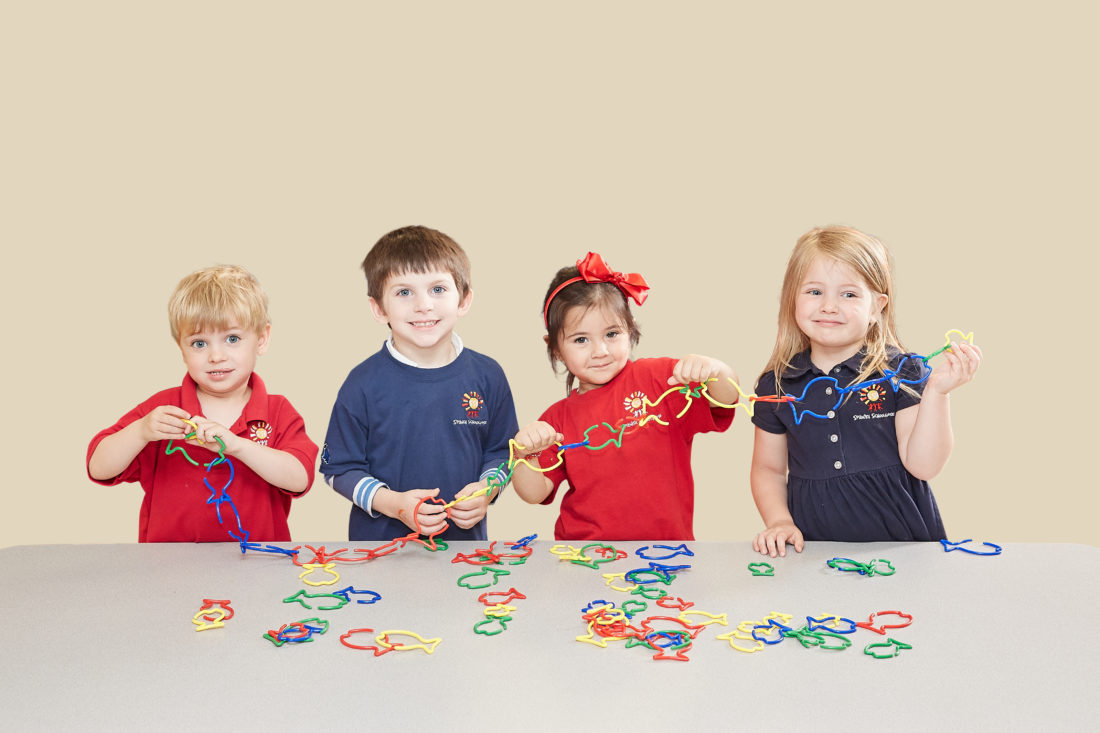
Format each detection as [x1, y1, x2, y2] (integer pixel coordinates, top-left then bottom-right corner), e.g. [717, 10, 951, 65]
[3, 2, 1096, 548]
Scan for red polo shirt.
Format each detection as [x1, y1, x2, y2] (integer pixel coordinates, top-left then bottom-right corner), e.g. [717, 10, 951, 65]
[87, 373, 317, 542]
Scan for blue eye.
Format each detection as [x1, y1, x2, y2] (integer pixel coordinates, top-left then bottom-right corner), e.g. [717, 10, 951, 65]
[807, 288, 822, 296]
[431, 285, 446, 294]
[227, 334, 241, 344]
[191, 340, 207, 349]
[397, 288, 411, 297]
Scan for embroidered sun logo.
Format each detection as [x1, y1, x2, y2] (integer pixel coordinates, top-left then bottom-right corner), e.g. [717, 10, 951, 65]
[623, 391, 647, 418]
[249, 421, 272, 445]
[858, 386, 885, 411]
[462, 392, 483, 418]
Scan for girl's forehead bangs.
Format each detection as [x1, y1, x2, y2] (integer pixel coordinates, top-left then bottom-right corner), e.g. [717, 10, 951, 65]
[791, 246, 885, 293]
[556, 287, 631, 327]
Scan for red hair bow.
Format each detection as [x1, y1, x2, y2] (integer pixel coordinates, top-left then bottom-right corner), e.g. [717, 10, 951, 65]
[576, 252, 650, 306]
[543, 252, 649, 328]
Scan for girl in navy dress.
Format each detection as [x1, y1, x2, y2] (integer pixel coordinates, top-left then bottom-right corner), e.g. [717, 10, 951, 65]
[750, 226, 982, 556]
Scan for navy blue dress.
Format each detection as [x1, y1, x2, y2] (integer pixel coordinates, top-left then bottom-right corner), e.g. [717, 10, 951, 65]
[751, 349, 946, 542]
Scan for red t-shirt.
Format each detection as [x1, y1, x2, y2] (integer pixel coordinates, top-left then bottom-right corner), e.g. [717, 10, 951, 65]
[537, 358, 734, 541]
[87, 373, 317, 543]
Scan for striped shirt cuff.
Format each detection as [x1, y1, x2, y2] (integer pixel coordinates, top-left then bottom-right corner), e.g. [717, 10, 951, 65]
[353, 477, 387, 517]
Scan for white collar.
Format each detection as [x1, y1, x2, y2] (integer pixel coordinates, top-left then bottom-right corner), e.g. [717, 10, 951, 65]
[385, 332, 464, 367]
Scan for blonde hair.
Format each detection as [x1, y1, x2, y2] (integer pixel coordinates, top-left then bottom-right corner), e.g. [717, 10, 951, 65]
[168, 265, 270, 342]
[760, 225, 906, 395]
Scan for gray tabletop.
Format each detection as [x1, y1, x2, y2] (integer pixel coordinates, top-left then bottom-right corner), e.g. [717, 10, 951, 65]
[1, 540, 1096, 731]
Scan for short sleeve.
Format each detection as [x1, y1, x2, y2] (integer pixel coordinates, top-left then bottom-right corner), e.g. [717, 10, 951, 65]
[750, 370, 787, 435]
[533, 401, 569, 504]
[86, 391, 173, 485]
[893, 353, 930, 411]
[270, 397, 318, 496]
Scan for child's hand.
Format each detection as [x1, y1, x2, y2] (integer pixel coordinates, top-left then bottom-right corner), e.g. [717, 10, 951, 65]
[513, 421, 564, 459]
[183, 417, 243, 456]
[449, 481, 492, 529]
[668, 354, 733, 386]
[926, 341, 982, 396]
[669, 354, 740, 405]
[753, 521, 804, 558]
[138, 405, 192, 443]
[389, 488, 449, 536]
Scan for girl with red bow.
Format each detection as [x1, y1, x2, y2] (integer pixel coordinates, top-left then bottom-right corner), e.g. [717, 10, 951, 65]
[510, 252, 741, 540]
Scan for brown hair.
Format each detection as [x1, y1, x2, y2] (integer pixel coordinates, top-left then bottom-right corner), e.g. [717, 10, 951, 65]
[542, 265, 641, 394]
[759, 225, 907, 396]
[168, 265, 269, 343]
[361, 225, 471, 299]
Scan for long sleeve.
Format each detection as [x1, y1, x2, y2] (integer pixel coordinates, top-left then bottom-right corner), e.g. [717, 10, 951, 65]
[320, 375, 385, 512]
[479, 363, 519, 494]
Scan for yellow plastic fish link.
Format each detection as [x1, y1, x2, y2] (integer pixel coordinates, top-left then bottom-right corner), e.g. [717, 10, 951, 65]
[441, 484, 492, 509]
[715, 629, 766, 653]
[734, 621, 758, 638]
[601, 572, 639, 592]
[943, 329, 975, 346]
[550, 544, 604, 567]
[191, 607, 227, 631]
[731, 611, 794, 641]
[811, 613, 847, 630]
[639, 383, 697, 418]
[678, 610, 728, 627]
[507, 439, 566, 474]
[299, 562, 341, 586]
[575, 620, 609, 648]
[483, 603, 517, 619]
[549, 544, 586, 560]
[375, 630, 442, 654]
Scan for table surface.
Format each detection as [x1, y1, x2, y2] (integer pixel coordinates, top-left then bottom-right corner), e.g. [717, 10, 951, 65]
[1, 539, 1097, 731]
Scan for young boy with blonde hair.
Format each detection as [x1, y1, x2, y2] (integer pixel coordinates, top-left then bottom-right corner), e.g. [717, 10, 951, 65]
[320, 225, 518, 541]
[87, 265, 318, 542]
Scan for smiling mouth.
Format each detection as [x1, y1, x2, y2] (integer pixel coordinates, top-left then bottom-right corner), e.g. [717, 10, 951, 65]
[208, 370, 233, 377]
[410, 320, 440, 328]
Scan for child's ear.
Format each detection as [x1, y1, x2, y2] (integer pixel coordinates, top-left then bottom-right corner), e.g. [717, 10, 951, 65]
[368, 297, 389, 326]
[457, 288, 473, 317]
[543, 333, 559, 360]
[256, 324, 271, 355]
[873, 292, 889, 321]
